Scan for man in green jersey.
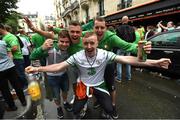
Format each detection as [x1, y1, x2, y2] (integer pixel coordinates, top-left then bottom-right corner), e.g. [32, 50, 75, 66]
[0, 23, 28, 89]
[91, 17, 151, 118]
[24, 17, 87, 116]
[24, 17, 151, 118]
[24, 17, 84, 91]
[25, 32, 169, 119]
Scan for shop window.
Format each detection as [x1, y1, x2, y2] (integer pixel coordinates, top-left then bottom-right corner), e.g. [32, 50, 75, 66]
[121, 0, 132, 9]
[98, 0, 105, 16]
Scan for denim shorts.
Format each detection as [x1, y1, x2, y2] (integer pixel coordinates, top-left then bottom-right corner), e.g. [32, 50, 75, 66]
[47, 73, 69, 100]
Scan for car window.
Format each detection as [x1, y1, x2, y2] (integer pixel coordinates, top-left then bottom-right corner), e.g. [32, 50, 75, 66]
[150, 31, 180, 48]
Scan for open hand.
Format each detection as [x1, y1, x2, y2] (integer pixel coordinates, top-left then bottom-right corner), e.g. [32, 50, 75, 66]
[42, 39, 54, 50]
[153, 58, 171, 69]
[24, 17, 35, 30]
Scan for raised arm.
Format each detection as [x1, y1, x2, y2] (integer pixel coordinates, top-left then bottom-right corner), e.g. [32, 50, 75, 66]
[114, 55, 171, 69]
[158, 21, 168, 30]
[25, 61, 70, 74]
[30, 39, 54, 60]
[24, 17, 54, 39]
[110, 34, 151, 55]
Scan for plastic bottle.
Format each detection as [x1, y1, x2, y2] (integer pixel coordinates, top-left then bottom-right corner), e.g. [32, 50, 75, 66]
[138, 40, 147, 62]
[27, 74, 41, 101]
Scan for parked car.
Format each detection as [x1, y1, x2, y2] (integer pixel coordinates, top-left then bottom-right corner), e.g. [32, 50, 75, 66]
[146, 29, 180, 78]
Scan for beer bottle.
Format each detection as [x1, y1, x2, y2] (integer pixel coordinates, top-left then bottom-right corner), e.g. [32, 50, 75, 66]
[138, 40, 147, 62]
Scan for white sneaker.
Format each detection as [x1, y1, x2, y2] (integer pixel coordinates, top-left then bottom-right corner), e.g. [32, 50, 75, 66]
[83, 103, 87, 111]
[79, 103, 87, 118]
[70, 95, 75, 104]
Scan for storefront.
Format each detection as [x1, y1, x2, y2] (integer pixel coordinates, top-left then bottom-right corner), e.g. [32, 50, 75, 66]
[105, 0, 180, 27]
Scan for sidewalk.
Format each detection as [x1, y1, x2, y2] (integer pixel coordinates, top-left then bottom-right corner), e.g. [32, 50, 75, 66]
[2, 72, 46, 119]
[2, 69, 179, 119]
[3, 95, 32, 119]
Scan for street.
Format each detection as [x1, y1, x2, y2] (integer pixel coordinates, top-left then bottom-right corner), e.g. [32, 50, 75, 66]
[3, 69, 180, 119]
[42, 69, 180, 119]
[1, 0, 180, 119]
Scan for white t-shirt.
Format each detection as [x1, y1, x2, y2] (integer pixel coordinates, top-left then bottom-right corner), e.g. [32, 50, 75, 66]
[46, 47, 68, 76]
[66, 49, 116, 87]
[20, 37, 31, 55]
[0, 41, 15, 71]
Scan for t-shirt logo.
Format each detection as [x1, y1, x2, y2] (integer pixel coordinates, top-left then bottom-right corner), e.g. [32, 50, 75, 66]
[96, 60, 101, 65]
[87, 67, 96, 76]
[104, 45, 108, 49]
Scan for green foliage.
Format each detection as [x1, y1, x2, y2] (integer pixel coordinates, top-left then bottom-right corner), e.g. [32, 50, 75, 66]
[6, 11, 22, 33]
[0, 0, 22, 33]
[0, 0, 18, 23]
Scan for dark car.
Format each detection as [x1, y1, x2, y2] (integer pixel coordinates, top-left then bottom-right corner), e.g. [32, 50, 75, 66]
[146, 29, 180, 78]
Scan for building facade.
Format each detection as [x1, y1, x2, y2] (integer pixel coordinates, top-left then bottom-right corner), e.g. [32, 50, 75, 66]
[18, 13, 55, 33]
[105, 0, 180, 27]
[53, 0, 164, 27]
[18, 13, 39, 33]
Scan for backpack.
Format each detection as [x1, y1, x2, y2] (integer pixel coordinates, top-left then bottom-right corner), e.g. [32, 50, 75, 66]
[16, 36, 24, 49]
[116, 24, 136, 43]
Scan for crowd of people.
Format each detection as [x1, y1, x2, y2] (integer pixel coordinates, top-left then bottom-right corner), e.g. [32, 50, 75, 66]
[108, 17, 180, 84]
[0, 24, 29, 118]
[0, 16, 172, 119]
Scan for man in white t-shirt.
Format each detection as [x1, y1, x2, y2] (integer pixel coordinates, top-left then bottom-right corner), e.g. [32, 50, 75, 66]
[25, 32, 171, 119]
[0, 40, 27, 111]
[17, 29, 32, 68]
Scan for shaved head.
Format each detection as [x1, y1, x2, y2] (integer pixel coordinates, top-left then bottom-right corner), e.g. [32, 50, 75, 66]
[122, 16, 129, 24]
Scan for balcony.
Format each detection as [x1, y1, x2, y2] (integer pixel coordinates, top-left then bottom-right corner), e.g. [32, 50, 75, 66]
[61, 0, 79, 17]
[80, 0, 89, 9]
[117, 1, 133, 11]
[61, 6, 71, 17]
[71, 0, 79, 10]
[96, 10, 105, 16]
[62, 0, 68, 4]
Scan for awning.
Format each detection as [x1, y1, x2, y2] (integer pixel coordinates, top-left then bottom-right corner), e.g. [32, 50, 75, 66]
[105, 0, 180, 24]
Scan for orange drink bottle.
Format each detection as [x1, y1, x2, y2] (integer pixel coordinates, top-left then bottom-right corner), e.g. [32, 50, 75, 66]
[27, 74, 41, 101]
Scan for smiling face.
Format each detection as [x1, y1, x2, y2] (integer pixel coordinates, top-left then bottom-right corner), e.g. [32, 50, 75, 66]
[68, 24, 82, 44]
[82, 33, 98, 57]
[58, 30, 71, 50]
[58, 37, 70, 51]
[93, 19, 107, 41]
